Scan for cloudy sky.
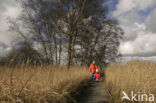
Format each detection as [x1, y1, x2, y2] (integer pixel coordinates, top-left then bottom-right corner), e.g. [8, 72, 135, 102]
[0, 0, 21, 56]
[0, 0, 156, 59]
[114, 0, 156, 57]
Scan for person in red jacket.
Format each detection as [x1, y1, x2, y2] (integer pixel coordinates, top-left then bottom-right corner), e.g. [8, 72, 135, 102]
[95, 69, 100, 81]
[89, 60, 98, 81]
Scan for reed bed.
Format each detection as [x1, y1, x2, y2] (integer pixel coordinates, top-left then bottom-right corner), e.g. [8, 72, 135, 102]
[104, 60, 156, 103]
[0, 66, 89, 103]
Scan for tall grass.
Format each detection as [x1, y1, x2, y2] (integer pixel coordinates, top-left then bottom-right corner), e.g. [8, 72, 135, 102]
[104, 60, 156, 103]
[0, 66, 89, 103]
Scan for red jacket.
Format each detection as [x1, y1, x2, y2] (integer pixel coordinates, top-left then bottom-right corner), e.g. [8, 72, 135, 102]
[95, 71, 100, 80]
[89, 64, 98, 73]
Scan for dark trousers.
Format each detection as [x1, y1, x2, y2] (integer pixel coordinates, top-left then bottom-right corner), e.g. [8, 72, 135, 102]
[90, 73, 95, 81]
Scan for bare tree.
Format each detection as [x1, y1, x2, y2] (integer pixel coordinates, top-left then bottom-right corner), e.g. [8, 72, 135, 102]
[9, 0, 124, 67]
[74, 19, 124, 67]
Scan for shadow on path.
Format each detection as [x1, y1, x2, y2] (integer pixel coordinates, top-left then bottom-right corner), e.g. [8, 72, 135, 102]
[77, 78, 110, 103]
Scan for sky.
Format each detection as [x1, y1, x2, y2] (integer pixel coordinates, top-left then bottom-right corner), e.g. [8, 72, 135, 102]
[0, 0, 156, 60]
[0, 0, 21, 56]
[106, 0, 156, 59]
[111, 0, 156, 56]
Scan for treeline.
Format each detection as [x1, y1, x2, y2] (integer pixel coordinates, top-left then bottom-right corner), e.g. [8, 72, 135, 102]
[5, 0, 124, 67]
[0, 42, 44, 66]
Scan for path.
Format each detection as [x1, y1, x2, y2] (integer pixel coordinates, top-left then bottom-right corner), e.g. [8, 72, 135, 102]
[77, 78, 110, 103]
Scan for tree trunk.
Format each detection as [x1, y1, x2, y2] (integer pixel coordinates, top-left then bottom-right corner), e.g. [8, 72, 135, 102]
[53, 29, 58, 65]
[58, 33, 62, 64]
[38, 30, 49, 63]
[67, 34, 73, 68]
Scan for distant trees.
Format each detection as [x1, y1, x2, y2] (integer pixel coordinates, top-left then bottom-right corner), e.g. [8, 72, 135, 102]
[9, 0, 124, 67]
[0, 41, 44, 66]
[74, 19, 123, 67]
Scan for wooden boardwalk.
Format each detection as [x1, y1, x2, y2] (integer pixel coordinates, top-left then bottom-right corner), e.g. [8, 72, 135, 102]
[77, 78, 110, 103]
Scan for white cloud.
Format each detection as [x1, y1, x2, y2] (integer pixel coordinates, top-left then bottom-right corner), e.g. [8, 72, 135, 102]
[0, 0, 21, 56]
[146, 8, 156, 33]
[113, 0, 156, 16]
[113, 0, 156, 57]
[117, 11, 142, 25]
[119, 24, 156, 56]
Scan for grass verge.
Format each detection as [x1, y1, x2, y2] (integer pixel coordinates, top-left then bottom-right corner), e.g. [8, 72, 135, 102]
[0, 66, 89, 103]
[104, 60, 156, 103]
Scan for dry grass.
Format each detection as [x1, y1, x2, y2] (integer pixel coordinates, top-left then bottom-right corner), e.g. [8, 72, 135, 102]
[0, 66, 89, 103]
[104, 60, 156, 103]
